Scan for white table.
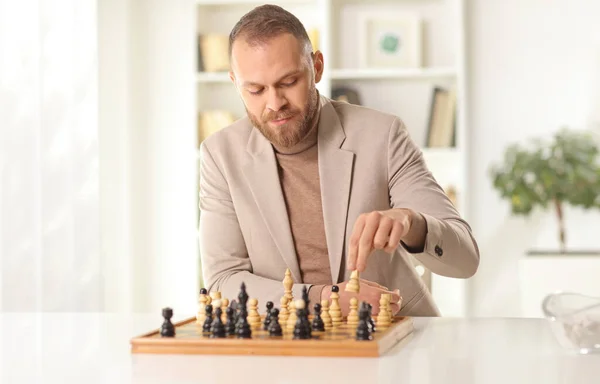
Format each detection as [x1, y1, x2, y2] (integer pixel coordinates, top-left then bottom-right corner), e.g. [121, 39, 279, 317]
[1, 313, 599, 383]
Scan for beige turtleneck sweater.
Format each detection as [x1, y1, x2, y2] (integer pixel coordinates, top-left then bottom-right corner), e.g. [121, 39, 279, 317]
[271, 101, 331, 305]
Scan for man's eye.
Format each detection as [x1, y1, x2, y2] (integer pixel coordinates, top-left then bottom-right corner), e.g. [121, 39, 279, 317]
[282, 79, 297, 87]
[248, 89, 263, 95]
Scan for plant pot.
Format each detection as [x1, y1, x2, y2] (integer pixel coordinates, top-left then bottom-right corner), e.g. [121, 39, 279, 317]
[519, 250, 600, 318]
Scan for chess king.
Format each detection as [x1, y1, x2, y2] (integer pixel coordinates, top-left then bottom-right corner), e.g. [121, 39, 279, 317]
[198, 5, 480, 317]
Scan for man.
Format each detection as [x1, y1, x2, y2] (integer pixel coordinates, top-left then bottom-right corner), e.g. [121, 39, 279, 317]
[198, 5, 480, 316]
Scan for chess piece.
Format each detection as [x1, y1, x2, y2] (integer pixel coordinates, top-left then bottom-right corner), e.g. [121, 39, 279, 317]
[225, 307, 236, 336]
[367, 303, 376, 333]
[236, 283, 252, 338]
[377, 294, 391, 328]
[248, 298, 261, 329]
[286, 299, 297, 331]
[283, 268, 293, 302]
[160, 307, 175, 337]
[278, 296, 289, 324]
[347, 297, 359, 326]
[302, 286, 310, 316]
[345, 270, 360, 293]
[263, 301, 274, 330]
[210, 307, 226, 338]
[311, 303, 325, 332]
[220, 298, 229, 323]
[329, 285, 342, 327]
[203, 304, 213, 333]
[293, 300, 310, 339]
[320, 299, 332, 329]
[196, 292, 208, 324]
[268, 308, 283, 336]
[356, 302, 373, 341]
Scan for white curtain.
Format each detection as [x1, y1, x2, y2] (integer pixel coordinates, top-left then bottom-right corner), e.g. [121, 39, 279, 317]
[1, 0, 199, 314]
[0, 0, 101, 311]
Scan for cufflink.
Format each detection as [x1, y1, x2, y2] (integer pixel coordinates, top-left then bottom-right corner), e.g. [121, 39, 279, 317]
[434, 245, 443, 257]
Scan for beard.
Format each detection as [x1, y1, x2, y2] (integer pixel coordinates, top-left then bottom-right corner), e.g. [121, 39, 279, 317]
[247, 87, 319, 148]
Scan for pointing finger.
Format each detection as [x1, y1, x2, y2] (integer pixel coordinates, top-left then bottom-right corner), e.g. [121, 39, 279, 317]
[347, 215, 366, 270]
[356, 213, 379, 271]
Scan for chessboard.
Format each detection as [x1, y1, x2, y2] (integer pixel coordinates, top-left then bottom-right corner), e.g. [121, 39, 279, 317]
[130, 314, 413, 357]
[130, 269, 413, 357]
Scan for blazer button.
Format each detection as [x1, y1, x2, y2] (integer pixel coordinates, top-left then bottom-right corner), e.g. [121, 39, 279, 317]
[435, 245, 443, 257]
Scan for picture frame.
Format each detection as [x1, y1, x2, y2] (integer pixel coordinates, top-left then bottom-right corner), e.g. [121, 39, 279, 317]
[358, 11, 422, 69]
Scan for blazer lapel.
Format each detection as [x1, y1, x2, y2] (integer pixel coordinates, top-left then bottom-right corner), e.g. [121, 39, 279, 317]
[243, 128, 302, 283]
[318, 98, 355, 283]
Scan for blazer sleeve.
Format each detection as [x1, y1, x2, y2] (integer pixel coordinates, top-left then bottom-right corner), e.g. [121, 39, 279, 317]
[198, 141, 310, 304]
[387, 117, 480, 278]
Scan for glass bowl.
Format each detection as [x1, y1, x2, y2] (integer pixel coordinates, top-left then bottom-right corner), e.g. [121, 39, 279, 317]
[542, 291, 600, 354]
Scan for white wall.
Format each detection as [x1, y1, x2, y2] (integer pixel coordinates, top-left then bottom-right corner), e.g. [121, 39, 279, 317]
[467, 0, 600, 317]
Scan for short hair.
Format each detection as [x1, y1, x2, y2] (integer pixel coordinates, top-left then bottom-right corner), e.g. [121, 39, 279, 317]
[228, 4, 313, 59]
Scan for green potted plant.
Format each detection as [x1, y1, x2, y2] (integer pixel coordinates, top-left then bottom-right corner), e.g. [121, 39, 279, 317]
[490, 127, 600, 254]
[489, 127, 600, 317]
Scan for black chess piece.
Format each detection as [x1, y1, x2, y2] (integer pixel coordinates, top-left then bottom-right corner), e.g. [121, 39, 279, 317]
[203, 304, 213, 333]
[160, 307, 175, 337]
[236, 306, 252, 339]
[238, 282, 249, 310]
[311, 303, 325, 332]
[293, 308, 310, 339]
[268, 308, 283, 336]
[356, 303, 373, 341]
[210, 307, 226, 338]
[367, 303, 376, 333]
[225, 307, 236, 336]
[199, 287, 207, 295]
[331, 285, 339, 293]
[302, 286, 310, 316]
[263, 301, 274, 330]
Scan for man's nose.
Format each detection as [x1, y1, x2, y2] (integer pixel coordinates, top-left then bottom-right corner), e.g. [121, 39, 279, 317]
[266, 88, 287, 112]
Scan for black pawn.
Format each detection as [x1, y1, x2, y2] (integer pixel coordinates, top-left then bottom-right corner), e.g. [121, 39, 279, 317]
[367, 303, 376, 333]
[311, 303, 325, 331]
[225, 307, 236, 336]
[356, 303, 373, 341]
[263, 301, 274, 330]
[202, 304, 213, 333]
[160, 307, 175, 337]
[199, 287, 207, 295]
[210, 307, 226, 338]
[331, 285, 339, 293]
[293, 308, 310, 339]
[268, 308, 283, 336]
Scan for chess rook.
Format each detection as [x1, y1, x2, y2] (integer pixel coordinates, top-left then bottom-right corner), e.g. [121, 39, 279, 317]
[160, 307, 175, 337]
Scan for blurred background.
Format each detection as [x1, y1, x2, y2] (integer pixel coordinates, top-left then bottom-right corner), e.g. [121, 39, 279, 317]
[1, 0, 599, 318]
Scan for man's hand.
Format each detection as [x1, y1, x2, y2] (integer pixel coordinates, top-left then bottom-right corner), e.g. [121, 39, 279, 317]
[321, 279, 401, 316]
[348, 209, 426, 272]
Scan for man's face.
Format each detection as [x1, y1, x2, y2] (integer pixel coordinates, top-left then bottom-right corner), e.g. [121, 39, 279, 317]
[229, 33, 324, 148]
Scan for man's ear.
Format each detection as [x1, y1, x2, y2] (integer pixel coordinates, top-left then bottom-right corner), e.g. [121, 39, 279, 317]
[312, 51, 324, 83]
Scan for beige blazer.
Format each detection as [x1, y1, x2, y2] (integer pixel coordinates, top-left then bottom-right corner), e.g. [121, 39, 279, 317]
[198, 95, 480, 316]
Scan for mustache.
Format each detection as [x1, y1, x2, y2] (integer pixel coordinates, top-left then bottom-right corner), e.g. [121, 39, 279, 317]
[264, 110, 296, 121]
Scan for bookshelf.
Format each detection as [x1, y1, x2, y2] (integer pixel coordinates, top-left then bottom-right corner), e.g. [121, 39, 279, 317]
[194, 0, 470, 317]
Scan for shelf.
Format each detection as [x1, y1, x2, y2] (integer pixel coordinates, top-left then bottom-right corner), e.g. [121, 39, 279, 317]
[197, 72, 230, 83]
[330, 67, 457, 81]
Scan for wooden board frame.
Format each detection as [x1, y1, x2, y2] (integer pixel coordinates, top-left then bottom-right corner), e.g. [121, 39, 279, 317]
[130, 316, 414, 357]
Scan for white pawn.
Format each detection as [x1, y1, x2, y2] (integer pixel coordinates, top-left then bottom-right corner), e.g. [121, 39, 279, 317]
[320, 299, 332, 329]
[248, 298, 261, 329]
[347, 297, 359, 326]
[377, 295, 391, 328]
[220, 298, 229, 323]
[329, 287, 342, 327]
[196, 294, 208, 324]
